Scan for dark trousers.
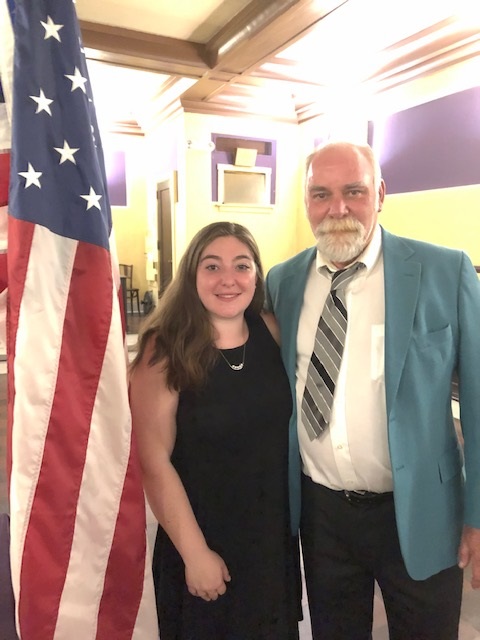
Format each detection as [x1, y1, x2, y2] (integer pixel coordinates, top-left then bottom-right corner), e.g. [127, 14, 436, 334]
[301, 474, 463, 640]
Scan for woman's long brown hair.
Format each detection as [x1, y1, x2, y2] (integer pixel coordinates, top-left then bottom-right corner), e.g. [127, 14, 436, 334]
[130, 221, 265, 391]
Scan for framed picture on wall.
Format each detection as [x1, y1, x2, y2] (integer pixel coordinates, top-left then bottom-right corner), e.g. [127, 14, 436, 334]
[217, 164, 272, 206]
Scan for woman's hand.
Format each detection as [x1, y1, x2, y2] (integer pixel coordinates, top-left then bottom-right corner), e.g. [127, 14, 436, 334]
[185, 548, 231, 601]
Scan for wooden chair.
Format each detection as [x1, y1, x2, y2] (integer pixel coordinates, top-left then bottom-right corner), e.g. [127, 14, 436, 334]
[119, 264, 140, 314]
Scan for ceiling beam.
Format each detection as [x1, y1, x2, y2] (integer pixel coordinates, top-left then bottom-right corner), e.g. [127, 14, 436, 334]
[80, 0, 348, 107]
[180, 0, 347, 104]
[205, 0, 300, 68]
[79, 20, 209, 77]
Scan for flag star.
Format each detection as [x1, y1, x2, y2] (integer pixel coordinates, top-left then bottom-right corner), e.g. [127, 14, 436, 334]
[18, 163, 43, 189]
[29, 89, 53, 115]
[54, 140, 79, 164]
[65, 67, 88, 93]
[80, 187, 102, 210]
[41, 16, 63, 41]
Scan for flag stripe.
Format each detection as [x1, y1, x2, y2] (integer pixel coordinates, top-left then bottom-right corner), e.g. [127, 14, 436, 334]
[96, 434, 149, 639]
[5, 0, 157, 636]
[7, 217, 34, 487]
[16, 234, 112, 638]
[9, 222, 77, 634]
[55, 253, 147, 639]
[0, 153, 9, 205]
[0, 0, 14, 143]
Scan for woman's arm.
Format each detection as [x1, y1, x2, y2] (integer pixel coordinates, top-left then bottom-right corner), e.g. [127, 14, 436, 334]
[129, 340, 231, 601]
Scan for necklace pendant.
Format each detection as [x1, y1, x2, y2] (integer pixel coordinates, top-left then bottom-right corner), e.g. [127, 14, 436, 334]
[219, 342, 246, 371]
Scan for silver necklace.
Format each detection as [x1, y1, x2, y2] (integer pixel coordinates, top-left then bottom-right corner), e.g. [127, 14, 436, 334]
[219, 343, 246, 371]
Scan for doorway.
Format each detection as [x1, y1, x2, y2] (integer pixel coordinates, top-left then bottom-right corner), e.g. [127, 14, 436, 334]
[156, 179, 174, 297]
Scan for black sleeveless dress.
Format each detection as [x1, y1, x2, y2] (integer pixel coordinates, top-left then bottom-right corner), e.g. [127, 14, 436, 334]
[153, 314, 301, 639]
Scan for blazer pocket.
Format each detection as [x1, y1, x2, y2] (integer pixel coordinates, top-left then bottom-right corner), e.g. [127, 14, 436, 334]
[438, 445, 463, 484]
[415, 325, 452, 351]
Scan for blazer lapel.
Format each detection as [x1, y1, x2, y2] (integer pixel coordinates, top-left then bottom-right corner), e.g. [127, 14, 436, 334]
[275, 248, 315, 380]
[382, 229, 421, 416]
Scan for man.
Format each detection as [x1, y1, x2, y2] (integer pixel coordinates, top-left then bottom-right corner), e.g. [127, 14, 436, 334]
[266, 141, 480, 639]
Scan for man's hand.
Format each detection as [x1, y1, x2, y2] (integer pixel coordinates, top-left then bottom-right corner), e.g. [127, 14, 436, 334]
[458, 525, 480, 588]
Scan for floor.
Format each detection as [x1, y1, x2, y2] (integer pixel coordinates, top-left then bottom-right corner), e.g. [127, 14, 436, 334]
[1, 312, 480, 638]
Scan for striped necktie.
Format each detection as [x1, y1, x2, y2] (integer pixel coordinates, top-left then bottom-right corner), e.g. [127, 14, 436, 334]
[302, 262, 365, 440]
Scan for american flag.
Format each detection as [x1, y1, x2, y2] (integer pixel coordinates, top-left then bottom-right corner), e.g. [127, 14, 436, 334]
[1, 1, 157, 638]
[0, 0, 11, 357]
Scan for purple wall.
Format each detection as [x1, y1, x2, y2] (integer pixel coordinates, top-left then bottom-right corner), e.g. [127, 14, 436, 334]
[104, 150, 127, 206]
[104, 131, 179, 208]
[369, 86, 480, 194]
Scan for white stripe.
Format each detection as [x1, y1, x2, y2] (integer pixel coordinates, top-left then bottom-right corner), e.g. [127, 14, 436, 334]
[55, 250, 157, 638]
[53, 276, 128, 637]
[0, 204, 7, 363]
[10, 225, 76, 620]
[0, 203, 8, 251]
[0, 103, 10, 149]
[132, 540, 158, 639]
[10, 224, 157, 637]
[113, 224, 157, 637]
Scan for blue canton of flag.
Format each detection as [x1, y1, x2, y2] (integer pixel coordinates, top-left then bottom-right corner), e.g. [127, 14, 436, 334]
[9, 0, 111, 249]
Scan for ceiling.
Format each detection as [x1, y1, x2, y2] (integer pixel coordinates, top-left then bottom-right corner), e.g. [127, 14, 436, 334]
[75, 0, 480, 133]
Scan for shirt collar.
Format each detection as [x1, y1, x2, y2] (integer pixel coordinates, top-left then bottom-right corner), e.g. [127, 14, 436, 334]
[315, 223, 382, 275]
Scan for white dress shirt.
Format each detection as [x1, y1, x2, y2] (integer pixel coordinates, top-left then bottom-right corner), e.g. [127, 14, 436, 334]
[297, 224, 393, 492]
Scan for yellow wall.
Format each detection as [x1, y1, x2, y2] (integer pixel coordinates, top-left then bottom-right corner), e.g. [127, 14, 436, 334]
[144, 112, 302, 277]
[381, 186, 480, 264]
[142, 112, 185, 289]
[182, 112, 301, 273]
[106, 133, 149, 300]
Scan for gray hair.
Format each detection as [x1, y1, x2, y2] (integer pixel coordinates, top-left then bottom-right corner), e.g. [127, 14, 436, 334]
[305, 140, 382, 193]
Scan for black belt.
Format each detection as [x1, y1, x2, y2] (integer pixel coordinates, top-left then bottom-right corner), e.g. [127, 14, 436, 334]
[340, 489, 393, 505]
[302, 475, 394, 506]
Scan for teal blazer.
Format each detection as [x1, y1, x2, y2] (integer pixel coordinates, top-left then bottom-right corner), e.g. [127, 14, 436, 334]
[266, 227, 480, 580]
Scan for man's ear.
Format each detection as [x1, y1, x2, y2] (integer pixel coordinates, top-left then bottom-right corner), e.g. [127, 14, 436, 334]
[378, 179, 386, 211]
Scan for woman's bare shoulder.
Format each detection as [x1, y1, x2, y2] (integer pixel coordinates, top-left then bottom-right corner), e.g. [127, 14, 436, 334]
[260, 310, 280, 345]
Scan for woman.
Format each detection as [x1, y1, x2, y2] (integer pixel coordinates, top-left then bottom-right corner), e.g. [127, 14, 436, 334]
[129, 222, 300, 639]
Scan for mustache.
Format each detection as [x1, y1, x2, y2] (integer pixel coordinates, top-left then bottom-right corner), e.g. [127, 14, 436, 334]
[315, 217, 363, 235]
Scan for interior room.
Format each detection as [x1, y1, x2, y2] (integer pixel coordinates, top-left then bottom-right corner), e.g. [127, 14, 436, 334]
[77, 0, 480, 320]
[1, 0, 480, 637]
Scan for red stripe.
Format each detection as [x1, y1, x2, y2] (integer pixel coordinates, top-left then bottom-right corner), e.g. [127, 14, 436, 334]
[0, 152, 9, 207]
[0, 252, 8, 292]
[0, 152, 9, 299]
[18, 240, 113, 640]
[7, 217, 34, 484]
[96, 433, 147, 639]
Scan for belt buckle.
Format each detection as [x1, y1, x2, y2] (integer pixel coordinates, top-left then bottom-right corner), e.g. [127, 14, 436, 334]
[343, 489, 381, 505]
[343, 489, 393, 505]
[344, 490, 361, 504]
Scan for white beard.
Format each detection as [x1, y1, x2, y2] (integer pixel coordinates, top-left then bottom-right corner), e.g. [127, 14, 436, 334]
[314, 217, 367, 264]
